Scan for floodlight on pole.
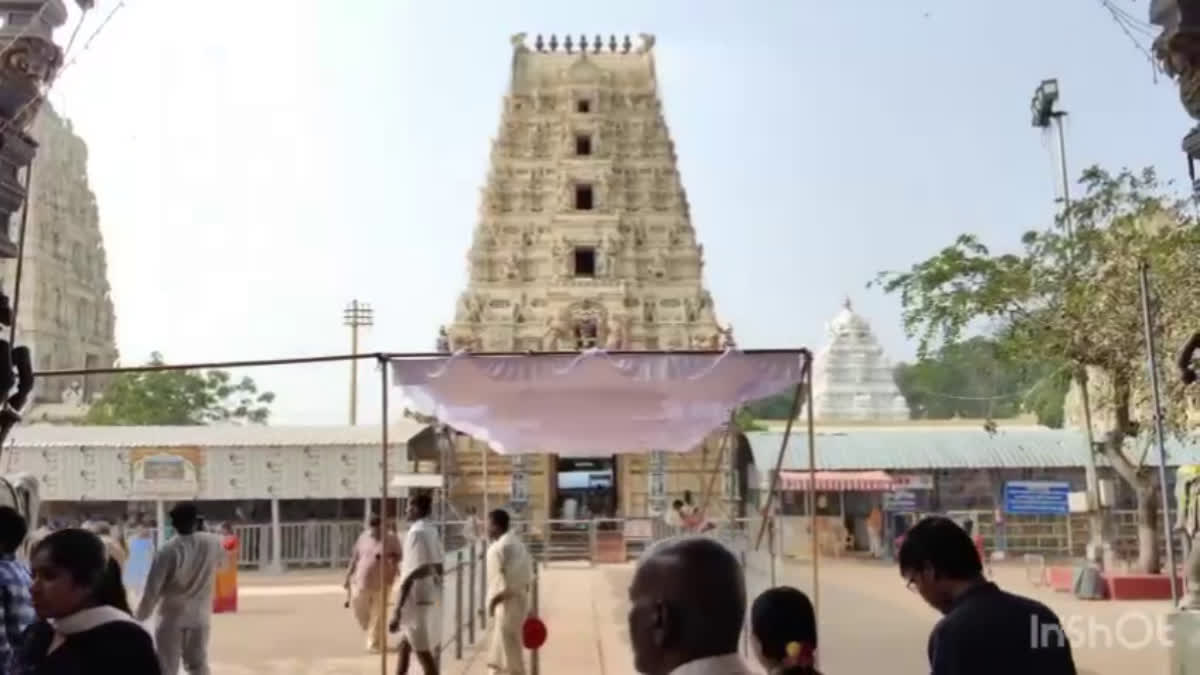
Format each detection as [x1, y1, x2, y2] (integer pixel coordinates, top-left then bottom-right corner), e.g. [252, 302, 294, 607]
[343, 300, 374, 425]
[1031, 78, 1104, 565]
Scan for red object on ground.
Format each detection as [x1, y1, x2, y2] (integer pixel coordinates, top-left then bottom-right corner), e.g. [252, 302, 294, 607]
[1047, 566, 1075, 592]
[522, 616, 547, 649]
[1104, 573, 1183, 601]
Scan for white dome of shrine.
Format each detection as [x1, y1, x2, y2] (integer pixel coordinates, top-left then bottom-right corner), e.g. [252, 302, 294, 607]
[827, 297, 871, 336]
[810, 298, 910, 422]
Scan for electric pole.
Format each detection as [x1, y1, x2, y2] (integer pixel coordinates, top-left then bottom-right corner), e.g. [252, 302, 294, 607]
[343, 300, 373, 425]
[1031, 78, 1106, 565]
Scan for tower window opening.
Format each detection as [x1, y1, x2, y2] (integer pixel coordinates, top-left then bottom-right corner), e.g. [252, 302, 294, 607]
[577, 99, 591, 113]
[575, 134, 592, 156]
[574, 184, 594, 210]
[574, 247, 596, 277]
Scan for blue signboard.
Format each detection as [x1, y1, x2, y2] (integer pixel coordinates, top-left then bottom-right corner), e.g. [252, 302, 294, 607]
[1003, 481, 1070, 515]
[883, 490, 918, 513]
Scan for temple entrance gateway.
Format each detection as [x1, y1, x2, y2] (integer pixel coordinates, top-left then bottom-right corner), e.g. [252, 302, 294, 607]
[554, 456, 617, 520]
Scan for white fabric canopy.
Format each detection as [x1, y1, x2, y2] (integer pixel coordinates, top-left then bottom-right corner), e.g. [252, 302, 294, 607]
[390, 349, 807, 457]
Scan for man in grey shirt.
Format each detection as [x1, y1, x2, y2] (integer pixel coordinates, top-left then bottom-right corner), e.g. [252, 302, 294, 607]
[136, 503, 226, 675]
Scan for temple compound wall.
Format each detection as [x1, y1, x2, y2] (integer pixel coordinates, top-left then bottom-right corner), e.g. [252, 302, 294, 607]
[437, 33, 746, 523]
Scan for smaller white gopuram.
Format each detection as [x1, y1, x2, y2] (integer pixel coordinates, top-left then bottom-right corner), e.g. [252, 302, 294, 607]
[810, 298, 909, 422]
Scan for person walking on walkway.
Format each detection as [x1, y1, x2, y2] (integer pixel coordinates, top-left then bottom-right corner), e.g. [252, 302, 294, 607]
[867, 506, 883, 557]
[135, 503, 226, 675]
[344, 516, 401, 652]
[628, 537, 754, 675]
[899, 516, 1076, 675]
[12, 529, 160, 675]
[0, 506, 34, 673]
[389, 494, 443, 674]
[485, 509, 533, 675]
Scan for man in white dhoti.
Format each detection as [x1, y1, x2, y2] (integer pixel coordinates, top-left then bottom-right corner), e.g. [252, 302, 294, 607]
[388, 494, 443, 674]
[485, 509, 533, 674]
[136, 503, 227, 675]
[628, 537, 754, 674]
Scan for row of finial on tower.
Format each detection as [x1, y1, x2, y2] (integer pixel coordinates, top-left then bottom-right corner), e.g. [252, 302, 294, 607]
[529, 34, 641, 54]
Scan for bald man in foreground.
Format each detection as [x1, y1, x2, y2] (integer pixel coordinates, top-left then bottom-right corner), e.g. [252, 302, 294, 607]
[627, 537, 754, 675]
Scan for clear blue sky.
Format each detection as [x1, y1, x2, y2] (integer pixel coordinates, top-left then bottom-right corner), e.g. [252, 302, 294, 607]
[53, 0, 1189, 424]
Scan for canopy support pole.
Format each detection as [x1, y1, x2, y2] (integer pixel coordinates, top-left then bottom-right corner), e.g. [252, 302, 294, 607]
[378, 356, 390, 675]
[806, 372, 819, 629]
[755, 356, 811, 550]
[698, 410, 736, 522]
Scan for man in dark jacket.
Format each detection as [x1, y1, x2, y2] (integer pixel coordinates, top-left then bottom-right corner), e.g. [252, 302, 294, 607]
[899, 516, 1076, 675]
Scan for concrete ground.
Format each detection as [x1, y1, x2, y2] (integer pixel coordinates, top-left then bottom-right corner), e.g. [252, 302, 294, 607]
[209, 559, 1168, 674]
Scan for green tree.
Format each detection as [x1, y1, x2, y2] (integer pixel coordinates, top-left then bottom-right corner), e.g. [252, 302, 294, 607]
[743, 386, 801, 420]
[874, 166, 1200, 573]
[893, 336, 1069, 426]
[734, 406, 767, 432]
[85, 352, 277, 426]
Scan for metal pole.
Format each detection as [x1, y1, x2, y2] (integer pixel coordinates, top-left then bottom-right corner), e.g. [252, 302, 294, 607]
[806, 370, 819, 628]
[1054, 113, 1073, 240]
[0, 164, 34, 456]
[1138, 261, 1179, 603]
[350, 317, 359, 425]
[482, 444, 490, 518]
[378, 355, 390, 675]
[754, 362, 808, 550]
[1052, 110, 1105, 564]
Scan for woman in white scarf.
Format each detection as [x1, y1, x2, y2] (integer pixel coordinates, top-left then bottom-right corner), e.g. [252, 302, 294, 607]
[10, 529, 159, 675]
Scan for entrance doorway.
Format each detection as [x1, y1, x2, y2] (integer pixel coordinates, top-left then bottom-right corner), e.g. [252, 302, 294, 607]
[554, 456, 617, 521]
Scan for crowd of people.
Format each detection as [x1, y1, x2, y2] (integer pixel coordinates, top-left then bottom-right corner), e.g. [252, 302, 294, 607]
[624, 514, 1077, 675]
[0, 493, 1080, 675]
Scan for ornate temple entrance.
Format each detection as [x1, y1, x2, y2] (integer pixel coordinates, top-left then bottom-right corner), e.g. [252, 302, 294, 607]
[553, 456, 618, 520]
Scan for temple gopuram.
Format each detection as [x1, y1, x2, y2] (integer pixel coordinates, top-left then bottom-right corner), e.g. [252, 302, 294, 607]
[433, 33, 753, 523]
[811, 299, 909, 423]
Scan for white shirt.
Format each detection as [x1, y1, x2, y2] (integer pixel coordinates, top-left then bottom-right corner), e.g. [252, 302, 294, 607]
[135, 531, 226, 626]
[485, 531, 533, 605]
[668, 654, 755, 675]
[400, 519, 443, 605]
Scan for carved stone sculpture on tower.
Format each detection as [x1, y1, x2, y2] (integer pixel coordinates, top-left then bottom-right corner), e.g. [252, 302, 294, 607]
[542, 315, 569, 351]
[502, 250, 522, 280]
[604, 314, 628, 350]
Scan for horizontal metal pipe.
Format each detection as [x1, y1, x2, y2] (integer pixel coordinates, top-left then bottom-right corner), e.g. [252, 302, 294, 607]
[33, 348, 812, 378]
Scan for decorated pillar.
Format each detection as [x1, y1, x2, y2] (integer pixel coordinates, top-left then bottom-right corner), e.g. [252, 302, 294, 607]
[1151, 0, 1200, 194]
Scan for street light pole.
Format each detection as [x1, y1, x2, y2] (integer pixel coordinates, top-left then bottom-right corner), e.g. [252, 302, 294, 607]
[343, 300, 374, 425]
[1031, 78, 1106, 565]
[344, 300, 374, 526]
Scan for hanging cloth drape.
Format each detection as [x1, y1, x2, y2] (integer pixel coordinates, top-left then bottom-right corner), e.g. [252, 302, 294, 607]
[390, 349, 807, 457]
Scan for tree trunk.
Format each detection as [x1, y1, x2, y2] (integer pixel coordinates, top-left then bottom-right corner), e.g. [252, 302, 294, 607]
[1135, 481, 1160, 573]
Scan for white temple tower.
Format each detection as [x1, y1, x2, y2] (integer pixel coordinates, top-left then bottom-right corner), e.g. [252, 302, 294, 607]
[811, 298, 909, 422]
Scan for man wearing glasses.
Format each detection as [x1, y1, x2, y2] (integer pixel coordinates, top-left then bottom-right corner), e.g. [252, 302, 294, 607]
[899, 516, 1076, 675]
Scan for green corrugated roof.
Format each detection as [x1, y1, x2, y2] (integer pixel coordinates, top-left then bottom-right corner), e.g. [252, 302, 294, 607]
[745, 428, 1200, 471]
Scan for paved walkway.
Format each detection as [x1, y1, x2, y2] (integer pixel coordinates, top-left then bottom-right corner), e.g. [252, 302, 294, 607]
[209, 559, 1167, 674]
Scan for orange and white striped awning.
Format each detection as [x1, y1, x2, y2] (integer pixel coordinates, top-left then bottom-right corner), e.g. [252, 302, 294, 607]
[777, 470, 896, 492]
